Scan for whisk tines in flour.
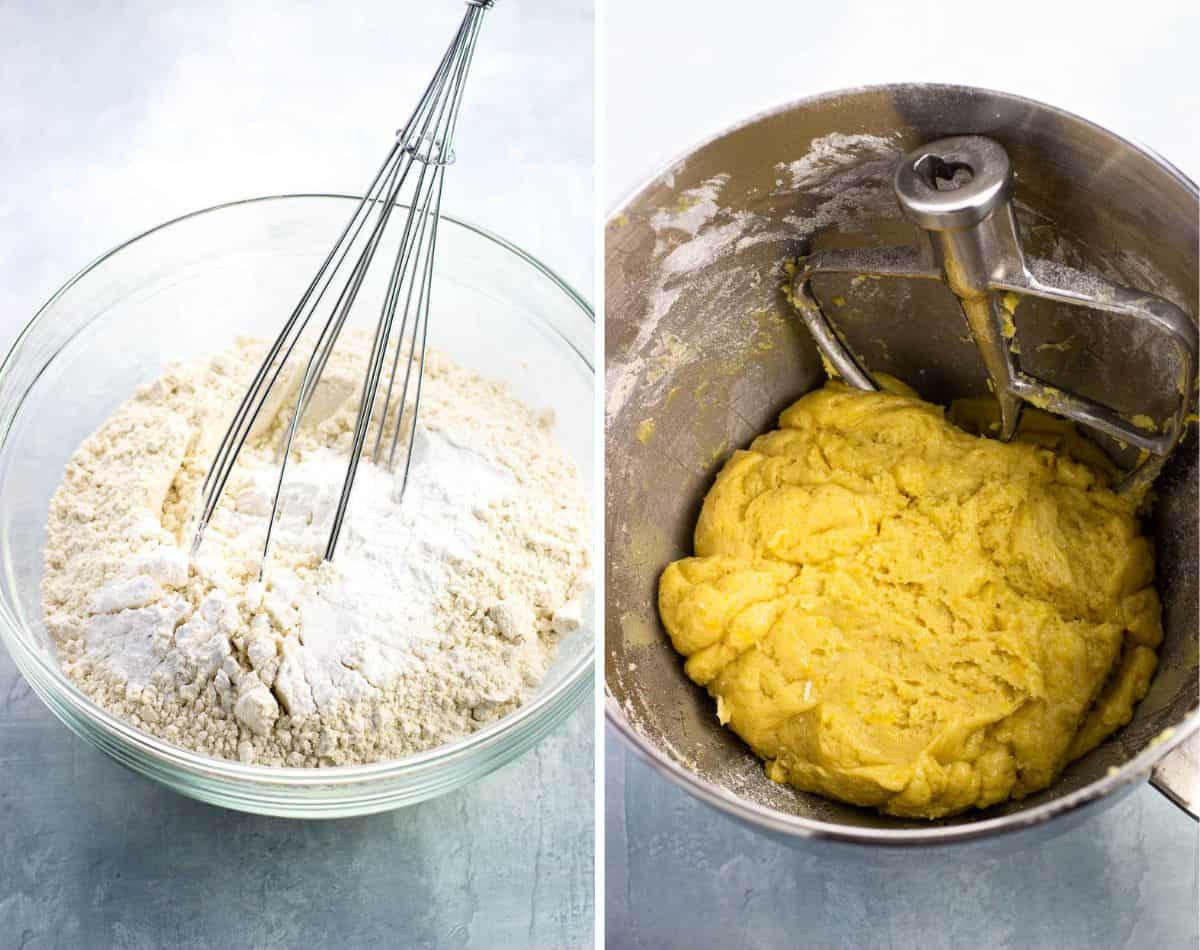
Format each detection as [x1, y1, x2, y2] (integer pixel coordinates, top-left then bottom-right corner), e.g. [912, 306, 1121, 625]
[192, 0, 494, 577]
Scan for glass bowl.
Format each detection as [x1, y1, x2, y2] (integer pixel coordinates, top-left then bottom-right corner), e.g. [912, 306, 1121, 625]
[0, 194, 594, 818]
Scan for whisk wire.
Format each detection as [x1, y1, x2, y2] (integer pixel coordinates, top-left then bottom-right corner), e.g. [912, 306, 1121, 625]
[282, 3, 479, 444]
[396, 177, 444, 497]
[259, 157, 409, 569]
[192, 0, 492, 573]
[192, 141, 406, 557]
[324, 170, 438, 558]
[372, 161, 438, 463]
[387, 12, 484, 480]
[331, 9, 485, 555]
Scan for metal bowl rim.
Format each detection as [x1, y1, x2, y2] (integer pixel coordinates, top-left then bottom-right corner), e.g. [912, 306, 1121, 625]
[606, 81, 1198, 223]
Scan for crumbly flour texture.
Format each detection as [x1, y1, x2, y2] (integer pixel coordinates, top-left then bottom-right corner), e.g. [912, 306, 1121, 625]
[42, 334, 590, 766]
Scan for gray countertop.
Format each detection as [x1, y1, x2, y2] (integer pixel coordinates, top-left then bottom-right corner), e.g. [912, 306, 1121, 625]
[2, 675, 593, 949]
[604, 2, 1199, 947]
[0, 2, 594, 947]
[606, 739, 1197, 950]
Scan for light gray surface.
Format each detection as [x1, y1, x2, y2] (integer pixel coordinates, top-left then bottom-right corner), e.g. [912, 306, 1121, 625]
[0, 2, 594, 948]
[605, 1, 1199, 947]
[2, 682, 593, 950]
[607, 740, 1197, 950]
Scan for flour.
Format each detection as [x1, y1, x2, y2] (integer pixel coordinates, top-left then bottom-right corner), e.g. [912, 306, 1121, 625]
[42, 334, 590, 766]
[775, 132, 899, 194]
[606, 133, 906, 426]
[649, 174, 730, 241]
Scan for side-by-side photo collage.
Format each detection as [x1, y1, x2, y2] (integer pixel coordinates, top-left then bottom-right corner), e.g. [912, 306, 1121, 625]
[1, 1, 1197, 947]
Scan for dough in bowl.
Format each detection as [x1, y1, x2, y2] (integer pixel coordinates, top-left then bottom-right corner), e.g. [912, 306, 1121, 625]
[658, 380, 1161, 819]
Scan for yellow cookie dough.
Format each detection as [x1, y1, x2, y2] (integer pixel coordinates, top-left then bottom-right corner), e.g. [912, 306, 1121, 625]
[658, 381, 1161, 819]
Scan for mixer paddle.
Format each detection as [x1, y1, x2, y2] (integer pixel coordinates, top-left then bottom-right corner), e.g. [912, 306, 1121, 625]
[790, 135, 1198, 495]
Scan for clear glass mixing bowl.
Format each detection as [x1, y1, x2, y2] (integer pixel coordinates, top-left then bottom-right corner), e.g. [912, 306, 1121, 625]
[0, 195, 594, 818]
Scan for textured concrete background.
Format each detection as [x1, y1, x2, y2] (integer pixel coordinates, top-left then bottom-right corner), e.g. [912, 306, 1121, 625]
[0, 2, 594, 948]
[605, 1, 1199, 947]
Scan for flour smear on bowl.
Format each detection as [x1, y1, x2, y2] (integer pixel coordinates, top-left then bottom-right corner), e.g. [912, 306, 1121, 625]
[41, 334, 590, 766]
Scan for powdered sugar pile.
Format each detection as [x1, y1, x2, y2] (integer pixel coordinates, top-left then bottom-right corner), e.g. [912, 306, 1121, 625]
[42, 334, 590, 766]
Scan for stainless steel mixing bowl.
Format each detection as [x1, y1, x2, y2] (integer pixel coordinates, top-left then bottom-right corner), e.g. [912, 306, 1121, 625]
[605, 84, 1198, 846]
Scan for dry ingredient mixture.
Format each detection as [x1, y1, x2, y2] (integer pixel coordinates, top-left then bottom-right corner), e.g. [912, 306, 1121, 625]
[43, 335, 590, 766]
[659, 379, 1161, 819]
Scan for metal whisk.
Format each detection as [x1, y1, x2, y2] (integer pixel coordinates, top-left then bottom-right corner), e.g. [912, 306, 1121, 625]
[192, 0, 494, 574]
